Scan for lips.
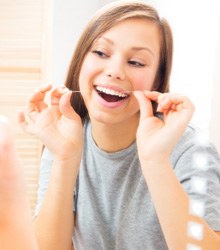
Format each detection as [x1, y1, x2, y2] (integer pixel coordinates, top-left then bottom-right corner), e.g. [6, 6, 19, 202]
[95, 85, 130, 103]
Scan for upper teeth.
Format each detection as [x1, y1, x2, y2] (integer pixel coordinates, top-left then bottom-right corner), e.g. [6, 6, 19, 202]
[96, 86, 128, 97]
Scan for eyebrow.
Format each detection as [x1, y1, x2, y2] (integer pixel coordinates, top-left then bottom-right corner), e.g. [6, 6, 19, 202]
[131, 47, 154, 56]
[98, 36, 155, 56]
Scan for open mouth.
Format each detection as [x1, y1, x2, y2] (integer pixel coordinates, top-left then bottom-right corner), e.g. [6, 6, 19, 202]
[95, 86, 130, 102]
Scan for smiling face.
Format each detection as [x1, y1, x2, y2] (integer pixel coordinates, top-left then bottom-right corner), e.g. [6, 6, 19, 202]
[78, 18, 161, 126]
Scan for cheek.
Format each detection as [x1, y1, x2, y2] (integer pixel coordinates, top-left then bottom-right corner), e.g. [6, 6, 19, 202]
[132, 73, 155, 91]
[79, 68, 87, 90]
[79, 56, 96, 89]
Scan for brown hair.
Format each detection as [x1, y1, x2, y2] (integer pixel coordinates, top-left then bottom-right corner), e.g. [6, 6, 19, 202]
[65, 0, 173, 121]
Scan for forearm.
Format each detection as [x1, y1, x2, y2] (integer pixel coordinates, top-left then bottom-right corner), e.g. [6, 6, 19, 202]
[34, 158, 79, 250]
[0, 185, 38, 250]
[140, 159, 220, 250]
[1, 213, 38, 250]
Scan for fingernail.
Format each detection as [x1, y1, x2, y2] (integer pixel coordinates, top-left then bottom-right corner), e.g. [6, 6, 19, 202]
[59, 86, 69, 93]
[157, 105, 162, 112]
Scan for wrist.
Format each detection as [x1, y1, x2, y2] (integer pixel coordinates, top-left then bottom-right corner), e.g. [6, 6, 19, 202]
[53, 154, 81, 174]
[52, 142, 83, 163]
[53, 153, 82, 164]
[138, 153, 171, 165]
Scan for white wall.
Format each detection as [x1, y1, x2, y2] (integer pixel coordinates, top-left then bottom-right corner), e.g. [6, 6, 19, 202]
[146, 0, 220, 131]
[52, 0, 100, 85]
[210, 16, 220, 152]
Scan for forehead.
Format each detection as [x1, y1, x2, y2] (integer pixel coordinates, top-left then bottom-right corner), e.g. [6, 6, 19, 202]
[95, 18, 161, 54]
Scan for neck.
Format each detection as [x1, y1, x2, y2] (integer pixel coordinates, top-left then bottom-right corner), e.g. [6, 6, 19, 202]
[90, 117, 139, 153]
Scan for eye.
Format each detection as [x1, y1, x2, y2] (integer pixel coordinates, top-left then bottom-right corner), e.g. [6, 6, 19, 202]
[128, 60, 146, 67]
[92, 50, 108, 58]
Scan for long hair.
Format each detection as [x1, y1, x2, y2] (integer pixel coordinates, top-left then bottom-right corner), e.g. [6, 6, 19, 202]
[65, 0, 173, 121]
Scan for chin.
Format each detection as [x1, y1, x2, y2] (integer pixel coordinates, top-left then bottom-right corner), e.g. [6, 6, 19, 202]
[88, 109, 139, 127]
[89, 112, 118, 125]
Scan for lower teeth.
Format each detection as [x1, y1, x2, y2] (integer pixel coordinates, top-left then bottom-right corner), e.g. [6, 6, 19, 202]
[99, 92, 123, 102]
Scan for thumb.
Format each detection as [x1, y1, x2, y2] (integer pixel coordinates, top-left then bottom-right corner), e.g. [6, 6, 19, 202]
[133, 91, 154, 121]
[59, 91, 81, 121]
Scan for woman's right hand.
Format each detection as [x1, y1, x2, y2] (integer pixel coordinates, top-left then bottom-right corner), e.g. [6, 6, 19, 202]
[18, 84, 83, 161]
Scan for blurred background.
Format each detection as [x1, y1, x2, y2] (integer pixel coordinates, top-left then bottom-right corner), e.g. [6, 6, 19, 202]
[0, 0, 219, 213]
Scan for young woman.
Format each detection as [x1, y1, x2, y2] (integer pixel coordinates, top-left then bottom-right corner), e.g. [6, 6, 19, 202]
[18, 1, 220, 249]
[0, 117, 38, 250]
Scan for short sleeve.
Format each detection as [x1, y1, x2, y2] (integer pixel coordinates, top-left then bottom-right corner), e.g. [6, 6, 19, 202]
[33, 147, 53, 218]
[171, 126, 220, 231]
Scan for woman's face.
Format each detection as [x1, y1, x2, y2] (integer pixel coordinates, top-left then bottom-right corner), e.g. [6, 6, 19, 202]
[79, 18, 161, 125]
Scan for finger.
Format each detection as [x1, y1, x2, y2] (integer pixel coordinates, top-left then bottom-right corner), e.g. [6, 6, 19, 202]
[27, 84, 52, 113]
[144, 91, 161, 101]
[17, 110, 30, 134]
[157, 94, 174, 112]
[157, 94, 195, 113]
[50, 86, 69, 106]
[170, 94, 193, 106]
[59, 91, 81, 121]
[133, 91, 154, 120]
[17, 110, 36, 135]
[171, 95, 195, 114]
[17, 110, 25, 124]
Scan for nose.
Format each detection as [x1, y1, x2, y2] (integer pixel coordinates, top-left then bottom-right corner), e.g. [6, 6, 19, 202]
[104, 58, 125, 81]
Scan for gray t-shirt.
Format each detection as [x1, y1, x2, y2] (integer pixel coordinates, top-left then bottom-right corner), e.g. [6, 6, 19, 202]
[35, 120, 220, 250]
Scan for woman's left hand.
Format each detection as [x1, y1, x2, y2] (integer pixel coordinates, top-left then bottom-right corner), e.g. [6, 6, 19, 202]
[134, 91, 195, 162]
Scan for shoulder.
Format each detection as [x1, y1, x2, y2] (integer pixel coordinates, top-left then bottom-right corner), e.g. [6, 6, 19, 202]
[171, 123, 220, 169]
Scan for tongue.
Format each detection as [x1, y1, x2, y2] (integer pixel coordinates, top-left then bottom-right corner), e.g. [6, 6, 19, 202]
[100, 92, 122, 102]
